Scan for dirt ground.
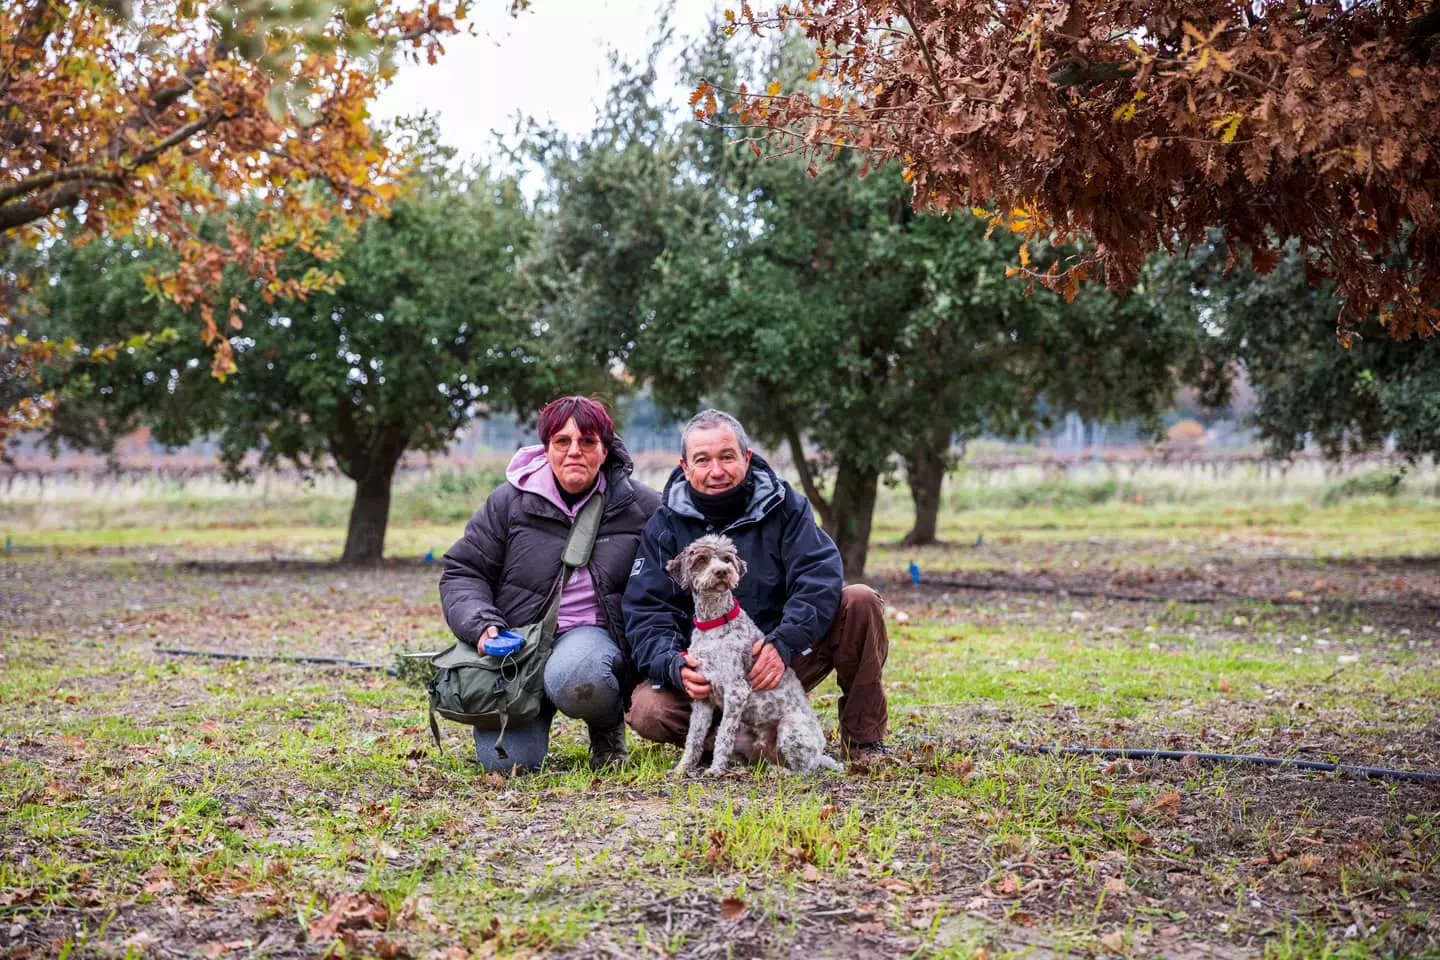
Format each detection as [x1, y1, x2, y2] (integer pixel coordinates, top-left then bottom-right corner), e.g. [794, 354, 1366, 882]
[3, 532, 1439, 959]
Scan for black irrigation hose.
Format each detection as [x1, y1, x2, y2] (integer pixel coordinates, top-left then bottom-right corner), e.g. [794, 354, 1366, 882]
[913, 574, 1440, 612]
[1015, 743, 1440, 784]
[153, 647, 387, 670]
[145, 649, 1440, 782]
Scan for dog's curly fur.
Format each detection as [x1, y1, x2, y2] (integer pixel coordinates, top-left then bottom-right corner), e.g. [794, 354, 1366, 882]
[667, 534, 844, 777]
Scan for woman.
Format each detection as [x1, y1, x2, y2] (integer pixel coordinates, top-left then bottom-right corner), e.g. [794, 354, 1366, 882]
[439, 396, 660, 772]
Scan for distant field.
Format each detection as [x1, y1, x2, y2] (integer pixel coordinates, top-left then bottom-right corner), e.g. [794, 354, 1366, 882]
[2, 462, 1438, 958]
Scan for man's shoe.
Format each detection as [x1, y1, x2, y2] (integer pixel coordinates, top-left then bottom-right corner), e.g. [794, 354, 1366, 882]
[843, 739, 890, 760]
[588, 722, 629, 768]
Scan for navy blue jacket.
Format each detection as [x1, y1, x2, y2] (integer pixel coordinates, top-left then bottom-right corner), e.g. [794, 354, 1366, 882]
[621, 454, 844, 691]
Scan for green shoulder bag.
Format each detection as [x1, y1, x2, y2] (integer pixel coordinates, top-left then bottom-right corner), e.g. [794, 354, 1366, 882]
[426, 492, 604, 756]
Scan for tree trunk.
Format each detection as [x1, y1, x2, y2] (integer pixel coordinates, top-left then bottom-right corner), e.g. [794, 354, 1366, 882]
[902, 427, 955, 547]
[340, 459, 397, 566]
[825, 457, 879, 582]
[785, 423, 833, 529]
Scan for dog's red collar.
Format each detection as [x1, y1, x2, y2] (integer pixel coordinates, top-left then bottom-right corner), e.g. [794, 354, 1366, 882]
[692, 599, 742, 631]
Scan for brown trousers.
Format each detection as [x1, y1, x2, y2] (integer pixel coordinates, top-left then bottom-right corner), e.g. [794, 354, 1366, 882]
[626, 584, 890, 749]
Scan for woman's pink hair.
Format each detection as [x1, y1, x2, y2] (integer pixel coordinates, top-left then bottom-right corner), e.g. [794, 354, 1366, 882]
[537, 395, 616, 448]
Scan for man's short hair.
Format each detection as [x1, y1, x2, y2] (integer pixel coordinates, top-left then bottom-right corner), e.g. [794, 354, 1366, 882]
[681, 409, 750, 460]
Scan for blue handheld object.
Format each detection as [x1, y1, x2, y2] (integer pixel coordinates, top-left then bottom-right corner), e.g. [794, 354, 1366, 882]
[483, 629, 525, 657]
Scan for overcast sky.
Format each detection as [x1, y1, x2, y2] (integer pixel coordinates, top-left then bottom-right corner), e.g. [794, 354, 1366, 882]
[373, 0, 717, 169]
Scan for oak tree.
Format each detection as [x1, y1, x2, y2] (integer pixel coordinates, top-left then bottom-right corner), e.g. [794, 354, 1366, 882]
[534, 34, 1196, 576]
[710, 1, 1440, 342]
[1159, 238, 1440, 462]
[0, 0, 473, 443]
[24, 157, 564, 565]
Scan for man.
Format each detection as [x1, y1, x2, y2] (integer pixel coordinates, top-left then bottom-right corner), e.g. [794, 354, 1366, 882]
[622, 408, 890, 758]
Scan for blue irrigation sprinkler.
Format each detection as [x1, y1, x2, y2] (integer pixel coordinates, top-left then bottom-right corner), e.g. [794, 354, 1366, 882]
[974, 532, 984, 547]
[4, 535, 10, 553]
[909, 561, 920, 585]
[422, 549, 434, 564]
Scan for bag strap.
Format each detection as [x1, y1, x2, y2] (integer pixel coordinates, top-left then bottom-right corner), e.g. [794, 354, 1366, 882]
[534, 492, 605, 655]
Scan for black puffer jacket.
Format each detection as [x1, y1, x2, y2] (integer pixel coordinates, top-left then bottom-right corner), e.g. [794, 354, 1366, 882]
[439, 438, 661, 678]
[622, 454, 844, 691]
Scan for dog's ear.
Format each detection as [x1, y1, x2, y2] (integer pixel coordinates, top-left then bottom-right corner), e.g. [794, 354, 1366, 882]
[666, 551, 692, 590]
[733, 554, 748, 579]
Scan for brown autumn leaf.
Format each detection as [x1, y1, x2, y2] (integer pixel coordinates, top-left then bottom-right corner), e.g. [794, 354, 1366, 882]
[309, 892, 389, 941]
[1149, 791, 1182, 818]
[1104, 876, 1132, 897]
[141, 865, 175, 895]
[852, 921, 887, 935]
[719, 896, 747, 920]
[945, 757, 976, 779]
[1098, 930, 1128, 954]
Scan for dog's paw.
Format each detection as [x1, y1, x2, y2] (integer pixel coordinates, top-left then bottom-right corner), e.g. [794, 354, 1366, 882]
[702, 764, 730, 778]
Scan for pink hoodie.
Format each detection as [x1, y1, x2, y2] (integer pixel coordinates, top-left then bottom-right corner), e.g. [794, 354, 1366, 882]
[505, 445, 607, 633]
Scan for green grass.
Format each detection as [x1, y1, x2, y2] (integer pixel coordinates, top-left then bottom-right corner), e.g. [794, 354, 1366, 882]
[2, 476, 1439, 957]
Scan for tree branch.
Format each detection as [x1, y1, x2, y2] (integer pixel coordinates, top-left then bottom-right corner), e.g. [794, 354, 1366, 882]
[1047, 58, 1137, 87]
[124, 111, 230, 169]
[784, 423, 832, 527]
[0, 180, 84, 231]
[895, 1, 948, 104]
[0, 111, 227, 232]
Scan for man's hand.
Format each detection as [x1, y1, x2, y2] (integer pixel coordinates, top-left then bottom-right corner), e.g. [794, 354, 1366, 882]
[748, 640, 786, 692]
[481, 625, 499, 641]
[680, 653, 711, 700]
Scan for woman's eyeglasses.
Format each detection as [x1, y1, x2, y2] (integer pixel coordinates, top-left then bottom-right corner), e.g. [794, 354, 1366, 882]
[549, 436, 601, 452]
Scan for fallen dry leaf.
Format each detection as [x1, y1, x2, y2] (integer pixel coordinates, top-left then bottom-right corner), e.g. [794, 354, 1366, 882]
[1098, 930, 1127, 954]
[852, 921, 887, 935]
[1104, 877, 1131, 896]
[310, 891, 389, 941]
[1149, 791, 1181, 818]
[719, 896, 747, 920]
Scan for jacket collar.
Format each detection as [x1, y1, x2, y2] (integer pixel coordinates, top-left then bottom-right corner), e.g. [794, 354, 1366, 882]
[661, 453, 785, 530]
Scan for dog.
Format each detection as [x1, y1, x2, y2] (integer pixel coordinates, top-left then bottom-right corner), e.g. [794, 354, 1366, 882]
[666, 534, 844, 776]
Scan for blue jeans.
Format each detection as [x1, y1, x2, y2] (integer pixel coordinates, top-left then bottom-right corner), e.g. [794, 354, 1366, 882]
[472, 626, 623, 773]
